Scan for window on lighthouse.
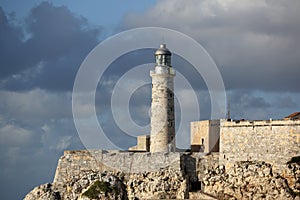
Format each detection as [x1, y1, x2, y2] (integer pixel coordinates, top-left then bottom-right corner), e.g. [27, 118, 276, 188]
[166, 56, 171, 65]
[156, 55, 162, 65]
[162, 55, 166, 65]
[156, 55, 171, 66]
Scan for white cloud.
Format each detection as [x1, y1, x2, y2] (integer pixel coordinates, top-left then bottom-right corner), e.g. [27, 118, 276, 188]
[0, 89, 72, 121]
[0, 124, 33, 146]
[50, 136, 73, 151]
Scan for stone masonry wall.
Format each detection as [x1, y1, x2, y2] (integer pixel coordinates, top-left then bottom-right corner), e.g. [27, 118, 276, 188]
[190, 120, 220, 153]
[219, 119, 300, 173]
[150, 67, 175, 153]
[25, 150, 300, 199]
[50, 150, 188, 199]
[53, 150, 182, 187]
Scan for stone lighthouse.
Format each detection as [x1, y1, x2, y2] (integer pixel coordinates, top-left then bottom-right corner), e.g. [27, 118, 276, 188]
[150, 44, 176, 153]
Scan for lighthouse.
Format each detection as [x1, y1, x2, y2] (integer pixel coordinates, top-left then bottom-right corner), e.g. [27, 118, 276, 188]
[150, 44, 176, 153]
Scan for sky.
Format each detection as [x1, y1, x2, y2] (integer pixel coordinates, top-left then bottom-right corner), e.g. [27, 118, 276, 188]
[0, 0, 299, 199]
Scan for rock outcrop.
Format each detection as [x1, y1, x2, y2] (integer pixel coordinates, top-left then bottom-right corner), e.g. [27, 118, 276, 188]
[24, 183, 61, 200]
[286, 160, 300, 195]
[56, 171, 126, 200]
[202, 161, 300, 200]
[24, 151, 300, 200]
[25, 168, 187, 200]
[126, 168, 188, 199]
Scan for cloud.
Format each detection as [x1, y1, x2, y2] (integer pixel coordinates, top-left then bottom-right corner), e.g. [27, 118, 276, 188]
[0, 1, 299, 199]
[0, 124, 33, 146]
[120, 0, 300, 121]
[0, 112, 83, 200]
[122, 0, 300, 92]
[0, 89, 83, 152]
[275, 95, 297, 109]
[0, 88, 84, 199]
[0, 2, 101, 91]
[0, 89, 72, 121]
[0, 7, 25, 78]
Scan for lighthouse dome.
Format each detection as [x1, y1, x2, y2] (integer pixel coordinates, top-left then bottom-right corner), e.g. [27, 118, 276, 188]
[155, 44, 171, 55]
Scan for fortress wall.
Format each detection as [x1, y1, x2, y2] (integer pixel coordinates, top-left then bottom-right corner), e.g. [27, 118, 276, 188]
[53, 150, 183, 187]
[190, 120, 220, 153]
[52, 150, 217, 190]
[219, 119, 300, 172]
[189, 153, 220, 183]
[191, 121, 209, 152]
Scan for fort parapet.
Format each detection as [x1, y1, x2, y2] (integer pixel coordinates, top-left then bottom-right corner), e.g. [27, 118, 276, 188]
[191, 118, 300, 173]
[53, 150, 184, 187]
[219, 119, 300, 172]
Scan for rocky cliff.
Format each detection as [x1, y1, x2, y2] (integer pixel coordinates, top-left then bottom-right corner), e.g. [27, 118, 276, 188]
[202, 161, 300, 199]
[24, 151, 300, 200]
[24, 168, 187, 200]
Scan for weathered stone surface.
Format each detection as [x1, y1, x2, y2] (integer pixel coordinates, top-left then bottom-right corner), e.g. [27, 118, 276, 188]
[24, 151, 300, 199]
[128, 135, 150, 152]
[126, 168, 188, 199]
[24, 183, 61, 200]
[219, 119, 300, 173]
[189, 191, 218, 199]
[54, 171, 126, 200]
[26, 168, 187, 200]
[202, 161, 300, 200]
[40, 151, 189, 199]
[150, 66, 176, 153]
[53, 150, 182, 184]
[286, 161, 300, 195]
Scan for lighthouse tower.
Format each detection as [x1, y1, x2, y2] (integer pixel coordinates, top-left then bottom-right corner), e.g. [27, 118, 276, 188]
[150, 44, 176, 153]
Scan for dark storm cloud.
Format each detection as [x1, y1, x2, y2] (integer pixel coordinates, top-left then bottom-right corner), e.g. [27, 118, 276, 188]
[231, 90, 270, 109]
[0, 1, 299, 199]
[0, 3, 101, 199]
[276, 96, 297, 109]
[0, 7, 25, 77]
[0, 2, 100, 91]
[122, 0, 300, 92]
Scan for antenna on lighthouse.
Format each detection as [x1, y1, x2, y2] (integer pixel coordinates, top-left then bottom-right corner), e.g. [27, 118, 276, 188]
[162, 35, 165, 45]
[226, 94, 231, 120]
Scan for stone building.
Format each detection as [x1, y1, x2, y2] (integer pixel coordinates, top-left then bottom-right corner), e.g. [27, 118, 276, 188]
[285, 112, 300, 120]
[219, 118, 300, 172]
[190, 120, 220, 153]
[128, 135, 150, 152]
[191, 116, 300, 173]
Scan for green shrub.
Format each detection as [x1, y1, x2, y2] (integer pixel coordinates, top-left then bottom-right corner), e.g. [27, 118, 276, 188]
[82, 180, 114, 199]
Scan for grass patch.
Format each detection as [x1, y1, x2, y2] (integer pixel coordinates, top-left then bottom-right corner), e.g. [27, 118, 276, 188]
[82, 180, 116, 199]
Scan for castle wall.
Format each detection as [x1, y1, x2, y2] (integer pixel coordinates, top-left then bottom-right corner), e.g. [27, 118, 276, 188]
[128, 135, 150, 152]
[187, 152, 220, 183]
[53, 150, 182, 187]
[209, 120, 220, 152]
[190, 120, 220, 153]
[190, 121, 208, 152]
[219, 119, 300, 172]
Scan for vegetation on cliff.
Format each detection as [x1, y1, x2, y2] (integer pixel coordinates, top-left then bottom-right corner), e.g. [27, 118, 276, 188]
[82, 180, 117, 199]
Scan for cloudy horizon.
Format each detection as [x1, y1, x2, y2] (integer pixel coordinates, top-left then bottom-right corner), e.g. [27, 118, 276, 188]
[0, 1, 299, 199]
